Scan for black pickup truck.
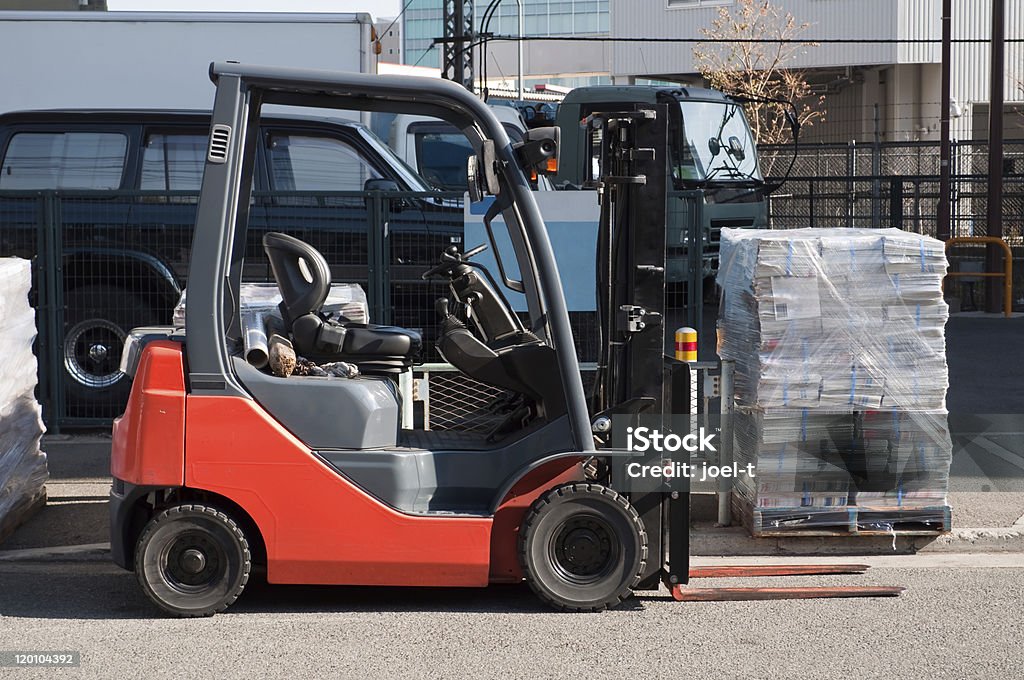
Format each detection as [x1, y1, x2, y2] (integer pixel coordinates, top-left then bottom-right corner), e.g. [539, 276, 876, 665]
[0, 109, 462, 419]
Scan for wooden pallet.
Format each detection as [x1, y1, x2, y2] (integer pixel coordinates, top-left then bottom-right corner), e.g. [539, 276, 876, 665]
[0, 489, 47, 545]
[733, 493, 951, 537]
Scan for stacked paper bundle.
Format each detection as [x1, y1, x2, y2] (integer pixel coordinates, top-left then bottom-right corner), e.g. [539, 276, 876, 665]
[717, 228, 952, 528]
[173, 282, 370, 326]
[852, 410, 953, 510]
[734, 409, 852, 510]
[0, 259, 48, 539]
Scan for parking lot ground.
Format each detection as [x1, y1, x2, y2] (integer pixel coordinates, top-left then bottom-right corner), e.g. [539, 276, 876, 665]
[0, 553, 1021, 679]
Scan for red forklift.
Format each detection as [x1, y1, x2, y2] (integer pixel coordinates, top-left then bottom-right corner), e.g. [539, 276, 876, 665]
[110, 63, 899, 616]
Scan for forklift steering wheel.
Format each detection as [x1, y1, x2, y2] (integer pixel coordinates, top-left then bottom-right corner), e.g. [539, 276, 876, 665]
[421, 243, 489, 280]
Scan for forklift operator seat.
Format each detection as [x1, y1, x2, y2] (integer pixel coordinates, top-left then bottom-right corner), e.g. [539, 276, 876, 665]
[262, 232, 421, 374]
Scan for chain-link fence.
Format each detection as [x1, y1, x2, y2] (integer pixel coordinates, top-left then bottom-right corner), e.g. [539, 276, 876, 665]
[761, 139, 1024, 308]
[8, 145, 1022, 430]
[4, 189, 472, 429]
[3, 189, 607, 431]
[761, 140, 1024, 240]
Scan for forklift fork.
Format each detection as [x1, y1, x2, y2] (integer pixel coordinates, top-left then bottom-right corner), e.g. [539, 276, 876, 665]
[666, 563, 904, 602]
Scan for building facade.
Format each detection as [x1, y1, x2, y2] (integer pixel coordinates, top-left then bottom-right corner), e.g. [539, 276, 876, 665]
[0, 1, 105, 8]
[610, 0, 1024, 143]
[402, 0, 611, 88]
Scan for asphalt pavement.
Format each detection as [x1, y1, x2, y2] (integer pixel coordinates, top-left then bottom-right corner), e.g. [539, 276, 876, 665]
[0, 554, 1021, 679]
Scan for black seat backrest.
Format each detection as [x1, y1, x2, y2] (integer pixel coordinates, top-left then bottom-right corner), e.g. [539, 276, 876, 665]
[262, 232, 332, 324]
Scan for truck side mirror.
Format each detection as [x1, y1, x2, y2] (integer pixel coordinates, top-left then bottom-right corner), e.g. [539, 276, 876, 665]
[364, 178, 401, 192]
[467, 155, 484, 203]
[727, 136, 745, 162]
[467, 140, 501, 202]
[363, 177, 404, 213]
[514, 126, 560, 176]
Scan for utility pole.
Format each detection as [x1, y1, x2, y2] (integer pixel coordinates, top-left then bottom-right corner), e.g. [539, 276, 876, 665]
[986, 0, 1005, 313]
[442, 0, 475, 92]
[936, 0, 952, 241]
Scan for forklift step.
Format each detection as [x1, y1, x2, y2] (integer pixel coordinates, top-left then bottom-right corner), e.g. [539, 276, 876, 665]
[670, 585, 905, 602]
[688, 564, 870, 578]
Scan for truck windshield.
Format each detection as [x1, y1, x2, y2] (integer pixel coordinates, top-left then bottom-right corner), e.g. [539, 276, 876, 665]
[673, 101, 761, 185]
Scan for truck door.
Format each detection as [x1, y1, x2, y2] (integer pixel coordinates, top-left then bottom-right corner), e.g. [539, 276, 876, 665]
[0, 124, 145, 419]
[259, 128, 394, 314]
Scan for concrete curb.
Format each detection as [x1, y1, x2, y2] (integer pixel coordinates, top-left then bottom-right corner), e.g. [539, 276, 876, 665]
[0, 542, 110, 563]
[691, 524, 1024, 556]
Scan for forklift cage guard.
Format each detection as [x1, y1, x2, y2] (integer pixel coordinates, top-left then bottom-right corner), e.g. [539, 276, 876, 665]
[186, 62, 594, 453]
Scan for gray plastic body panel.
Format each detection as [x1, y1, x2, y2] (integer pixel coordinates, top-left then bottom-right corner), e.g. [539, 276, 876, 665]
[232, 358, 399, 450]
[318, 416, 575, 514]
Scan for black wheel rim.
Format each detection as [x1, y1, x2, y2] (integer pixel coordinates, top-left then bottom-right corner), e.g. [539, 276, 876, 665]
[548, 513, 620, 586]
[160, 530, 227, 592]
[63, 319, 126, 388]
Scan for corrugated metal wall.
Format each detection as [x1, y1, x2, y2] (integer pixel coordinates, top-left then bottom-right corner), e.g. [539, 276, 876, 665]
[611, 0, 909, 77]
[947, 0, 1024, 139]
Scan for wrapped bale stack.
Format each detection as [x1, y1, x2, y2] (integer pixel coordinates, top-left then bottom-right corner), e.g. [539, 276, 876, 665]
[0, 259, 48, 542]
[173, 282, 369, 326]
[717, 228, 952, 534]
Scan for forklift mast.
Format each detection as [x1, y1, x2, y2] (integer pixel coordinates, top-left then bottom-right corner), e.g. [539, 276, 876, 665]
[587, 104, 691, 591]
[589, 106, 668, 415]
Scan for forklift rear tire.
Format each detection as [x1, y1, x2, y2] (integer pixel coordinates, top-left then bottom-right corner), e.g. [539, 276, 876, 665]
[519, 483, 647, 612]
[134, 504, 252, 618]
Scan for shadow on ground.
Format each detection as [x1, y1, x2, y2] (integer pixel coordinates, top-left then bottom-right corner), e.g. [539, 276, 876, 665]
[0, 563, 649, 620]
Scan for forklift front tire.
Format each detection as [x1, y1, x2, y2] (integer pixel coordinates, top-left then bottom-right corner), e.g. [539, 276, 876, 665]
[519, 483, 647, 612]
[134, 504, 252, 618]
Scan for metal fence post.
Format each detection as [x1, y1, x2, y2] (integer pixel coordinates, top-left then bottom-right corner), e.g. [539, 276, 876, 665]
[809, 179, 815, 228]
[717, 359, 735, 527]
[366, 192, 392, 325]
[872, 105, 882, 226]
[40, 192, 65, 432]
[847, 140, 856, 228]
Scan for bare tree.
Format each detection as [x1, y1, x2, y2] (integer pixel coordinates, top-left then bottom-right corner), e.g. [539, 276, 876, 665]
[693, 0, 826, 150]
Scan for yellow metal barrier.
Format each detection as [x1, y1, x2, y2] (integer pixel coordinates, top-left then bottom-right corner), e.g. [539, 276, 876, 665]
[944, 236, 1013, 318]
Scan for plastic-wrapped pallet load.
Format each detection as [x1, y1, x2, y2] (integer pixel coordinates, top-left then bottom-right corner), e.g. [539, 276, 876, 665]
[717, 228, 952, 535]
[172, 282, 369, 327]
[0, 258, 48, 541]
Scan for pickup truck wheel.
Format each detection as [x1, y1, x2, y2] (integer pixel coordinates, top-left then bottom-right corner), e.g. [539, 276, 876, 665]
[62, 285, 160, 415]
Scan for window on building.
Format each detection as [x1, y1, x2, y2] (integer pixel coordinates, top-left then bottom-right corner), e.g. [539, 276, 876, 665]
[0, 131, 127, 190]
[267, 134, 382, 192]
[140, 133, 207, 191]
[669, 0, 733, 7]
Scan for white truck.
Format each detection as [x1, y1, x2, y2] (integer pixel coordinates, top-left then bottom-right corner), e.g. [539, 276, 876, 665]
[0, 11, 377, 113]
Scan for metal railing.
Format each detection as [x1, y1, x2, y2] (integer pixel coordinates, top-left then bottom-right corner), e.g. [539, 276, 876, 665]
[944, 237, 1014, 317]
[1, 188, 606, 431]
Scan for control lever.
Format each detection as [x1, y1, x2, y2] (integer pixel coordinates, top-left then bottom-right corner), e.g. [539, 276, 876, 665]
[435, 297, 451, 319]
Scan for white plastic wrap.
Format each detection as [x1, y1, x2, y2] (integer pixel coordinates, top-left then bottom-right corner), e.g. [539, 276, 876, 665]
[0, 258, 48, 536]
[173, 282, 369, 327]
[717, 229, 952, 531]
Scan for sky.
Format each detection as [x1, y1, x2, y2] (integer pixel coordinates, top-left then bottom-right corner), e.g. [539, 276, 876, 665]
[107, 1, 403, 21]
